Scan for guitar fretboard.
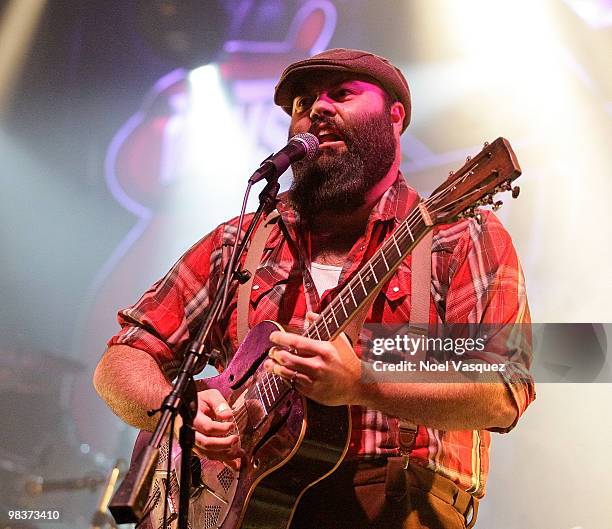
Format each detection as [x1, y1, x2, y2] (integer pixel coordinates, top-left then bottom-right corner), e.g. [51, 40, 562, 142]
[304, 205, 430, 341]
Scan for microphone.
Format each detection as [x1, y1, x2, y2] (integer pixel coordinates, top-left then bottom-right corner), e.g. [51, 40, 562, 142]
[249, 133, 319, 184]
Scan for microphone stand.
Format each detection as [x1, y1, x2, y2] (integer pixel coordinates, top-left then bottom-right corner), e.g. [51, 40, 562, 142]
[90, 460, 124, 529]
[109, 178, 280, 528]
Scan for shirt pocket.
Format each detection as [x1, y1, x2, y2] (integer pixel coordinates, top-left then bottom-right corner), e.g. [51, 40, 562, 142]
[248, 265, 291, 326]
[373, 262, 412, 323]
[380, 262, 411, 302]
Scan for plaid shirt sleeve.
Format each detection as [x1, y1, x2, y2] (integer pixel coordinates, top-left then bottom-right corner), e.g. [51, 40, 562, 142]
[439, 209, 535, 434]
[107, 220, 233, 377]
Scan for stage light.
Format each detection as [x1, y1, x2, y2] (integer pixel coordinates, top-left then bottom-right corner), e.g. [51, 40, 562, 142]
[0, 0, 47, 118]
[187, 63, 252, 183]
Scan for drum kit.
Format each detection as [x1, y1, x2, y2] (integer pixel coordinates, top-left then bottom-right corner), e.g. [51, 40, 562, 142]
[0, 345, 126, 529]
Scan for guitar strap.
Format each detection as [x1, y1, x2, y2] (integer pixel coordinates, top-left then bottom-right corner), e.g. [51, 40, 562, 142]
[236, 209, 281, 344]
[398, 228, 433, 468]
[235, 208, 434, 468]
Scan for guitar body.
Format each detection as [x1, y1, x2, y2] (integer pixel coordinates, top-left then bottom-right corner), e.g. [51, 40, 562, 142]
[135, 320, 351, 529]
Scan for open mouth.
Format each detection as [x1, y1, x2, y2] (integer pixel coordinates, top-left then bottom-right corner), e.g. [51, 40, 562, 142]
[317, 131, 344, 146]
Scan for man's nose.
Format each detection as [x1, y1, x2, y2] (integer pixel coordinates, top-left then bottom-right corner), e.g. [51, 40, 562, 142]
[309, 93, 336, 120]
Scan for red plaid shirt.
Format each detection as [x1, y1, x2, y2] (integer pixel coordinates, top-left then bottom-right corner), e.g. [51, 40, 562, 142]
[109, 174, 534, 498]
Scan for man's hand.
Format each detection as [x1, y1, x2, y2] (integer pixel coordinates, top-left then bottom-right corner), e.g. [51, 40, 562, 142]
[263, 312, 362, 406]
[186, 388, 243, 470]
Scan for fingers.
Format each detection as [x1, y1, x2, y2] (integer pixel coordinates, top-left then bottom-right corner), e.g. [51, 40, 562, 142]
[191, 388, 243, 463]
[264, 359, 311, 388]
[266, 346, 316, 375]
[193, 434, 243, 463]
[198, 388, 233, 421]
[194, 430, 240, 453]
[269, 330, 332, 358]
[305, 311, 320, 324]
[223, 457, 242, 471]
[266, 329, 333, 385]
[193, 411, 236, 437]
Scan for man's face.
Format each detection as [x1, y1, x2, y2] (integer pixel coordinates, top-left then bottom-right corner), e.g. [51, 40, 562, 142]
[287, 76, 398, 225]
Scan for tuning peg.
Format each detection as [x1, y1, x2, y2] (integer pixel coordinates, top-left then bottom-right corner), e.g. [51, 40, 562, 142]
[492, 201, 503, 211]
[466, 155, 472, 162]
[511, 186, 520, 199]
[483, 141, 489, 148]
[501, 181, 513, 191]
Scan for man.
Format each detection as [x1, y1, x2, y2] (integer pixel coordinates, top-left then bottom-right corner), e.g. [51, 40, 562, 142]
[94, 49, 534, 528]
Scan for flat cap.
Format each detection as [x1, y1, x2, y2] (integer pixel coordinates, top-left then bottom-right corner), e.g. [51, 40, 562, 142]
[274, 48, 411, 132]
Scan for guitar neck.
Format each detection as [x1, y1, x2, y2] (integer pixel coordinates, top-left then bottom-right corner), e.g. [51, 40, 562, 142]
[303, 202, 432, 341]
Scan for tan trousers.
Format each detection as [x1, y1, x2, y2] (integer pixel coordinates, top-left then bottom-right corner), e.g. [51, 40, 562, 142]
[289, 458, 478, 529]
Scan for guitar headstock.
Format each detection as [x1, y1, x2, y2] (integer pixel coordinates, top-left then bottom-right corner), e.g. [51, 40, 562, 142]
[427, 137, 522, 225]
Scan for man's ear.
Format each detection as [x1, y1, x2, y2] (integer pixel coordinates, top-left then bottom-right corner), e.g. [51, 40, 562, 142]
[389, 102, 405, 134]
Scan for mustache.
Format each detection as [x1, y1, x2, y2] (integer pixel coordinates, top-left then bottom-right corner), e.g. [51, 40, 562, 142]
[307, 116, 337, 134]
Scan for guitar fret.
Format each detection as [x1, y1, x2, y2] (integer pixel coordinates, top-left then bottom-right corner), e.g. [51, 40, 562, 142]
[391, 233, 402, 257]
[255, 382, 268, 412]
[348, 284, 357, 307]
[321, 315, 331, 340]
[405, 221, 415, 243]
[261, 373, 273, 402]
[339, 298, 348, 318]
[380, 249, 389, 271]
[329, 305, 339, 329]
[271, 372, 279, 394]
[369, 262, 378, 282]
[358, 273, 367, 296]
[262, 380, 273, 409]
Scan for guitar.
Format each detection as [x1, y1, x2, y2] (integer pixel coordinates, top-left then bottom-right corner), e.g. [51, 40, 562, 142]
[127, 137, 522, 529]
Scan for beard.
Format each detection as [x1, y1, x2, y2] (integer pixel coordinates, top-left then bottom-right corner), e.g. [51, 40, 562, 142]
[288, 107, 396, 226]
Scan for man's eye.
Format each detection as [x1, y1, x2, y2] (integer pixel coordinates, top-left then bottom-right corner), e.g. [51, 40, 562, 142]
[333, 88, 352, 99]
[294, 97, 313, 112]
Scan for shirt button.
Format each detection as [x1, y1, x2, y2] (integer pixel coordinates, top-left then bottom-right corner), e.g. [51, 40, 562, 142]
[359, 245, 365, 251]
[252, 284, 260, 290]
[305, 282, 311, 288]
[392, 286, 400, 293]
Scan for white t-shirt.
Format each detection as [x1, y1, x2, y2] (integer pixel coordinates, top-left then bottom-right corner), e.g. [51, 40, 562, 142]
[309, 261, 342, 297]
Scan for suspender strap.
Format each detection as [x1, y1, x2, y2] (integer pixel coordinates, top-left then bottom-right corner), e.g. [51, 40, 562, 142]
[398, 228, 433, 465]
[409, 230, 434, 334]
[236, 210, 281, 344]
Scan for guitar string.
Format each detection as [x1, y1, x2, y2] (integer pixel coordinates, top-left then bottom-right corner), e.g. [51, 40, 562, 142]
[229, 371, 289, 426]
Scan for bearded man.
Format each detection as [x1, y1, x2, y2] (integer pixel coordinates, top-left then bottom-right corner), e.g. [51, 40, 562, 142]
[94, 49, 534, 529]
